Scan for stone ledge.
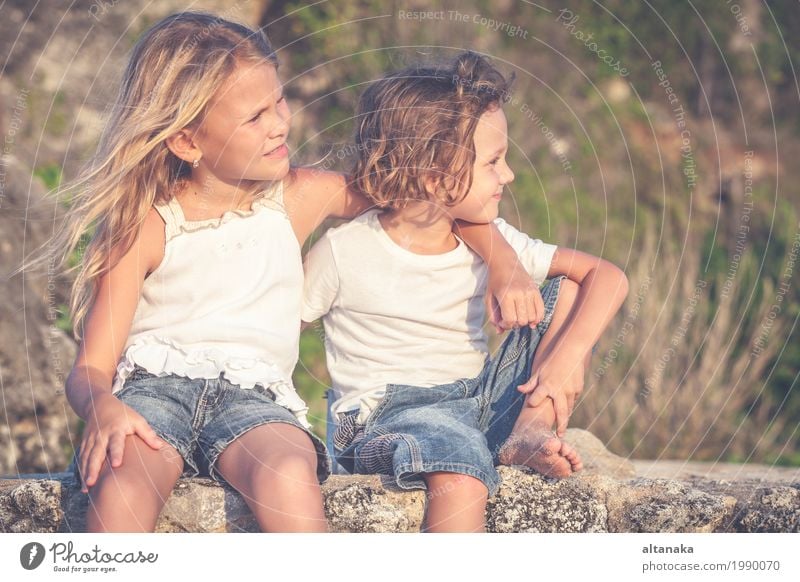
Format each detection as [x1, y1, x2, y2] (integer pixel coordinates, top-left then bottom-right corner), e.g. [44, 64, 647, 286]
[2, 430, 798, 533]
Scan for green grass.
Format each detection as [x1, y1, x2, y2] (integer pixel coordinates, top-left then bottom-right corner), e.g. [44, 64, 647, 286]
[33, 163, 62, 190]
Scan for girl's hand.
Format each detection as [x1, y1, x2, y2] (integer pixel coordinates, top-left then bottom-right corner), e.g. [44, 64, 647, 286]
[78, 392, 165, 493]
[517, 351, 586, 437]
[486, 264, 545, 333]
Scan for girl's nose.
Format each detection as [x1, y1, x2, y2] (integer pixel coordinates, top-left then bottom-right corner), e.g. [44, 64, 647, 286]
[270, 117, 290, 139]
[273, 101, 291, 137]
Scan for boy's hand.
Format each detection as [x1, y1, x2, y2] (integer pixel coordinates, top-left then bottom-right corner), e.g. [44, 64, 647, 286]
[517, 351, 585, 437]
[486, 263, 544, 333]
[78, 392, 165, 493]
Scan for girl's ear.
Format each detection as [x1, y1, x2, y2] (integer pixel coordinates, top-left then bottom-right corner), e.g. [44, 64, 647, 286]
[165, 129, 202, 164]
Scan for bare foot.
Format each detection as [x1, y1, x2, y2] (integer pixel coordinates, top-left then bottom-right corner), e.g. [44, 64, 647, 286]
[498, 424, 583, 478]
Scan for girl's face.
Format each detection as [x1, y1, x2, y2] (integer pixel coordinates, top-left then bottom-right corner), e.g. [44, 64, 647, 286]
[450, 107, 514, 223]
[195, 62, 291, 183]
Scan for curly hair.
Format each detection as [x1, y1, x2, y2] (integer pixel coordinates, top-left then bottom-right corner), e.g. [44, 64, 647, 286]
[351, 51, 513, 210]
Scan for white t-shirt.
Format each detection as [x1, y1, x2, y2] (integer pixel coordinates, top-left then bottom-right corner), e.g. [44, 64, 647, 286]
[302, 209, 557, 422]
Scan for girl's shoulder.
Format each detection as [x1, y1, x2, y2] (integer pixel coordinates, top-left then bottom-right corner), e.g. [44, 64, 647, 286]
[139, 207, 167, 276]
[283, 167, 347, 203]
[282, 167, 351, 245]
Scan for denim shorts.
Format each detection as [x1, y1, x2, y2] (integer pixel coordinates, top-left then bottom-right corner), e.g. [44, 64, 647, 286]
[71, 365, 331, 486]
[332, 275, 570, 497]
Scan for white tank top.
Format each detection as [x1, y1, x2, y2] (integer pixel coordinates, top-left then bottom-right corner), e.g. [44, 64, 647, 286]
[112, 180, 310, 428]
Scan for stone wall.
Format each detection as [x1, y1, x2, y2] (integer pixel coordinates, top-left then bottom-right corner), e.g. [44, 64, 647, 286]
[2, 430, 797, 533]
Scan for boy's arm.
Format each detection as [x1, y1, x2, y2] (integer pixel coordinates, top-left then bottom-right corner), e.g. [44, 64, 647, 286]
[542, 248, 629, 361]
[301, 232, 340, 325]
[520, 247, 629, 436]
[454, 219, 543, 332]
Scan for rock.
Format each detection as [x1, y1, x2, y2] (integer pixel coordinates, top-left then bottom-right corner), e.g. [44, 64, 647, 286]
[0, 478, 64, 533]
[2, 462, 797, 533]
[564, 429, 636, 478]
[678, 479, 800, 533]
[324, 475, 425, 533]
[737, 487, 800, 532]
[605, 478, 736, 532]
[487, 466, 608, 532]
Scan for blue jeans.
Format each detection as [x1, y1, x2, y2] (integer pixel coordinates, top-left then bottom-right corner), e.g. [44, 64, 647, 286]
[71, 365, 331, 485]
[332, 275, 568, 497]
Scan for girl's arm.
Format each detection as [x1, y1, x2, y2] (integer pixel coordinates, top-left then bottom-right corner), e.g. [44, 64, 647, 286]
[65, 209, 167, 492]
[286, 168, 542, 330]
[518, 248, 629, 436]
[454, 219, 544, 332]
[283, 168, 372, 244]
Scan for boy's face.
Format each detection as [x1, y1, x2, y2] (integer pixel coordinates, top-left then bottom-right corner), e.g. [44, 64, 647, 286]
[450, 107, 514, 223]
[195, 61, 292, 183]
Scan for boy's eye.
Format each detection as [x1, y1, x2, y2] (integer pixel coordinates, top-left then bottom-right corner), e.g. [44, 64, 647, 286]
[489, 157, 500, 165]
[249, 112, 262, 123]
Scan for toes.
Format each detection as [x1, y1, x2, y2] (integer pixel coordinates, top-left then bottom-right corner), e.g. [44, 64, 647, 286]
[560, 444, 583, 471]
[540, 436, 562, 456]
[539, 452, 572, 478]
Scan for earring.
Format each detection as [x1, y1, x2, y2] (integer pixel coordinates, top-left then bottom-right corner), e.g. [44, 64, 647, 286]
[192, 158, 200, 168]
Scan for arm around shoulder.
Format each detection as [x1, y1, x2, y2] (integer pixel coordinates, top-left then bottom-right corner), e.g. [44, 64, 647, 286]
[283, 168, 374, 244]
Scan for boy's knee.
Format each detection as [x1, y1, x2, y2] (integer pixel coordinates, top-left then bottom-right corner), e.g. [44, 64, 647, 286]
[424, 472, 489, 501]
[556, 278, 580, 305]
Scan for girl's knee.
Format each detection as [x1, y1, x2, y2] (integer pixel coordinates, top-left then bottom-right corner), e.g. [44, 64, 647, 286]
[90, 437, 183, 497]
[88, 466, 151, 506]
[251, 448, 319, 486]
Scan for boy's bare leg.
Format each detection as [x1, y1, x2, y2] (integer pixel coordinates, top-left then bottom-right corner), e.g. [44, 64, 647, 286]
[215, 423, 327, 532]
[498, 278, 586, 478]
[86, 434, 184, 532]
[422, 472, 489, 532]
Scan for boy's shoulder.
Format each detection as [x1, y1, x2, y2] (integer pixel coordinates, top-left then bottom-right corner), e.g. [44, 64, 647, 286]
[320, 208, 380, 244]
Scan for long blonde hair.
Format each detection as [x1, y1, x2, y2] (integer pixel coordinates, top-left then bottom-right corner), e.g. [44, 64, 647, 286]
[22, 12, 278, 340]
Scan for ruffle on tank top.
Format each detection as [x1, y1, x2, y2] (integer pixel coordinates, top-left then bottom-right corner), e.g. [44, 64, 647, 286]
[158, 187, 288, 242]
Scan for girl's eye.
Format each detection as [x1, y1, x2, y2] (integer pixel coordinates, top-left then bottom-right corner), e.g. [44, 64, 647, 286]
[249, 112, 262, 124]
[489, 157, 500, 166]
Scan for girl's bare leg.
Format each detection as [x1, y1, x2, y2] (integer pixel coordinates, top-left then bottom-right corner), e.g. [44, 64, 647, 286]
[498, 278, 586, 478]
[421, 472, 488, 533]
[86, 435, 184, 532]
[214, 423, 327, 532]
